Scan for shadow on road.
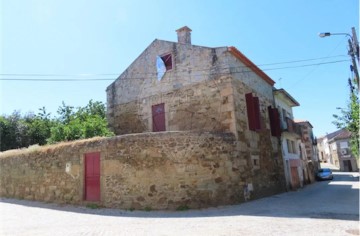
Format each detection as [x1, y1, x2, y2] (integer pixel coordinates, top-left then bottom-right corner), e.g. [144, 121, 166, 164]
[1, 172, 359, 221]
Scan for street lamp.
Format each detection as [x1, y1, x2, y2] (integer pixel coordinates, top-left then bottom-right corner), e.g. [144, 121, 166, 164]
[318, 32, 352, 38]
[319, 27, 359, 91]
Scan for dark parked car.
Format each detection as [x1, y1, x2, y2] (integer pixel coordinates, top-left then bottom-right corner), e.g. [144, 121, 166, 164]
[316, 168, 334, 181]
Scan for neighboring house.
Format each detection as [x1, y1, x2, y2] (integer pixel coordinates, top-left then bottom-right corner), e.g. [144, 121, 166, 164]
[106, 26, 286, 200]
[317, 136, 327, 163]
[317, 129, 358, 172]
[274, 89, 303, 190]
[295, 120, 319, 183]
[317, 133, 336, 164]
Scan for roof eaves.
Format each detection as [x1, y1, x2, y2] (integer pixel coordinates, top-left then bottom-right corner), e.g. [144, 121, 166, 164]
[228, 46, 275, 86]
[294, 120, 313, 128]
[274, 88, 300, 107]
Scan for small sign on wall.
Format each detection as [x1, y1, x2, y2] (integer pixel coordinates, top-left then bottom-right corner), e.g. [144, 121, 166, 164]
[65, 162, 71, 173]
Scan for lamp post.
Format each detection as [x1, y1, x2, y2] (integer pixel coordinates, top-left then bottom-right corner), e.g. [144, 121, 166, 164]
[319, 27, 359, 92]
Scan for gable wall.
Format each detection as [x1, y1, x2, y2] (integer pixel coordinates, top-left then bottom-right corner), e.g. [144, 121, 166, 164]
[106, 40, 235, 135]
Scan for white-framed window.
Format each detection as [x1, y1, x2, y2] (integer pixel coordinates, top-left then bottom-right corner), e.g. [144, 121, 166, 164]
[340, 141, 348, 149]
[287, 139, 297, 154]
[251, 155, 260, 170]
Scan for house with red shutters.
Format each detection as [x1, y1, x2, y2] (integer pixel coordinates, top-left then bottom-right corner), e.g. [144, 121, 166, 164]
[106, 26, 295, 200]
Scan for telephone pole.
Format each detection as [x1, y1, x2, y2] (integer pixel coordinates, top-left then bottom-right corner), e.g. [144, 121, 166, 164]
[349, 27, 359, 91]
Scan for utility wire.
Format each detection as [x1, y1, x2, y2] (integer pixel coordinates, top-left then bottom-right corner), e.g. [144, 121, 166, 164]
[0, 73, 119, 77]
[0, 54, 347, 78]
[0, 58, 348, 82]
[288, 37, 349, 88]
[257, 55, 347, 66]
[0, 78, 114, 81]
[260, 59, 348, 71]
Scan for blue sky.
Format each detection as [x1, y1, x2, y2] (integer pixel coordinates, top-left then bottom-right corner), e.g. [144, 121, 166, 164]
[1, 0, 359, 137]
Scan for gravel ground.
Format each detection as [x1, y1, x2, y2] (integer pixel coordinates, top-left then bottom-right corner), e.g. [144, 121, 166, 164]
[0, 171, 359, 236]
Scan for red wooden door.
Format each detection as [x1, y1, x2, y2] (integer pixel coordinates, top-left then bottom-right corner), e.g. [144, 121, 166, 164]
[152, 103, 165, 132]
[290, 167, 300, 190]
[84, 152, 100, 201]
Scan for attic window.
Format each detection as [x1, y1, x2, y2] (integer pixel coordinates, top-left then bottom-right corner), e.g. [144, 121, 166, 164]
[161, 54, 172, 70]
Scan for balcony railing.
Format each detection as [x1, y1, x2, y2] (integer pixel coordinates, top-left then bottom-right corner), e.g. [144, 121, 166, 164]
[281, 117, 302, 136]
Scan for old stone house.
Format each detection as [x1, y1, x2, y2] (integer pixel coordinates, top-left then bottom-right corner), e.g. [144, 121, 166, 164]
[317, 129, 358, 172]
[107, 26, 276, 137]
[106, 26, 286, 202]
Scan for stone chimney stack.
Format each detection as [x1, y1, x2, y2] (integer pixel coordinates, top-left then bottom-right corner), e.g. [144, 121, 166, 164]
[176, 26, 192, 45]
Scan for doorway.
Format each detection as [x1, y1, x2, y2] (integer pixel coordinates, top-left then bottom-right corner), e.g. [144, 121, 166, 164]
[343, 160, 353, 172]
[84, 152, 100, 201]
[152, 103, 166, 132]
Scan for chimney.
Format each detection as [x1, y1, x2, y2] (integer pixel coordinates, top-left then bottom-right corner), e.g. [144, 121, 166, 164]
[176, 26, 192, 45]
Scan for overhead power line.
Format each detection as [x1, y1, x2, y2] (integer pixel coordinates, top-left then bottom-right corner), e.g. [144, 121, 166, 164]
[0, 78, 114, 81]
[257, 54, 347, 66]
[0, 73, 119, 77]
[0, 57, 349, 82]
[260, 59, 348, 71]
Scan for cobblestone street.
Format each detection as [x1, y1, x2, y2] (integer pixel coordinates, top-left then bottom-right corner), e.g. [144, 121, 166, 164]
[1, 171, 359, 236]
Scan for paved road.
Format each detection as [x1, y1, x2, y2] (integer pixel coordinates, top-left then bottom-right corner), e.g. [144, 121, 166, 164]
[0, 171, 359, 236]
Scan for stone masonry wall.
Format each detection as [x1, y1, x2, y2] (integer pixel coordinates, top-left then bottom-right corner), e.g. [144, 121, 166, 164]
[109, 76, 236, 135]
[0, 132, 272, 210]
[231, 78, 286, 197]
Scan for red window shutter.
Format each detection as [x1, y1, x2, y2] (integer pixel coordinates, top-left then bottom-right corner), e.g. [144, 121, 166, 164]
[273, 108, 281, 137]
[268, 106, 281, 137]
[268, 106, 275, 136]
[253, 96, 261, 130]
[245, 93, 255, 130]
[161, 54, 172, 70]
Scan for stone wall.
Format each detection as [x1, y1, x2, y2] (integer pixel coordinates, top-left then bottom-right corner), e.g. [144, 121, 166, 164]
[109, 76, 236, 135]
[0, 132, 285, 210]
[231, 78, 285, 196]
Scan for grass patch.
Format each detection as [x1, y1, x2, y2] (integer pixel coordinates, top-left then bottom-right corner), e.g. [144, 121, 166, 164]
[176, 205, 190, 211]
[144, 206, 152, 211]
[0, 136, 106, 159]
[86, 203, 100, 209]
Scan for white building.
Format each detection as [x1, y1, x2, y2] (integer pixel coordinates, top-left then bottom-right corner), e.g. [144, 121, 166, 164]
[274, 89, 303, 190]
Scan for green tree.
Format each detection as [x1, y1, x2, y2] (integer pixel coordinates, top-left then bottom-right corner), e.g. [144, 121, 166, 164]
[47, 100, 113, 143]
[333, 79, 359, 158]
[24, 107, 54, 146]
[1, 100, 113, 151]
[0, 109, 54, 151]
[0, 111, 27, 150]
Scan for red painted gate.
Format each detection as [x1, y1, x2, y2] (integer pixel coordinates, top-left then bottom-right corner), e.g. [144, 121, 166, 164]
[84, 152, 100, 201]
[152, 103, 166, 132]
